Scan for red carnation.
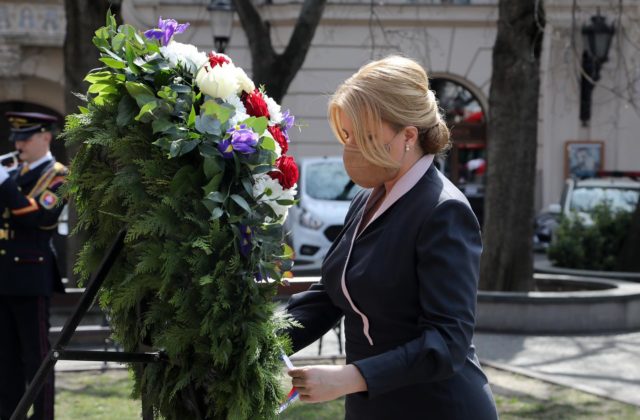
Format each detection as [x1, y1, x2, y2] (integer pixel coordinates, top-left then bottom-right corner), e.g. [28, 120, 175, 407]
[269, 155, 299, 190]
[242, 89, 270, 119]
[208, 52, 230, 68]
[268, 125, 289, 155]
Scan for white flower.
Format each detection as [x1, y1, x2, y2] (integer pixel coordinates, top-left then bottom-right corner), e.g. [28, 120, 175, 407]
[160, 41, 208, 74]
[264, 95, 283, 124]
[196, 64, 239, 99]
[252, 174, 295, 222]
[234, 67, 255, 95]
[224, 94, 251, 127]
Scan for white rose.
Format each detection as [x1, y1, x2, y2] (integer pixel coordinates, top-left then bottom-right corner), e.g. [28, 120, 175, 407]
[234, 67, 255, 95]
[196, 64, 240, 100]
[264, 95, 283, 124]
[160, 41, 208, 74]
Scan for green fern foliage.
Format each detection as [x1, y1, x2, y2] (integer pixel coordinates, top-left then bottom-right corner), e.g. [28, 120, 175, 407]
[62, 11, 295, 419]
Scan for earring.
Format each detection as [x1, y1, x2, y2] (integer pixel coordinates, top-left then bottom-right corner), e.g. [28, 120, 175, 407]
[405, 145, 410, 152]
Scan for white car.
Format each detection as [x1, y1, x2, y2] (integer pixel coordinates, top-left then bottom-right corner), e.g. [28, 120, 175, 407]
[285, 157, 362, 273]
[534, 174, 640, 250]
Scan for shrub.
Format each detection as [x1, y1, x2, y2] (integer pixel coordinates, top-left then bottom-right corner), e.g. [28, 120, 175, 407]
[548, 203, 631, 271]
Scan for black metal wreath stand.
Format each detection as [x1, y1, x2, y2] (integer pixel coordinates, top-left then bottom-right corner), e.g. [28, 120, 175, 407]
[10, 230, 165, 420]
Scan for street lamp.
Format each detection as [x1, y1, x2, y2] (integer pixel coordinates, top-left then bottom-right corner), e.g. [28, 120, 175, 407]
[208, 0, 234, 53]
[580, 11, 615, 126]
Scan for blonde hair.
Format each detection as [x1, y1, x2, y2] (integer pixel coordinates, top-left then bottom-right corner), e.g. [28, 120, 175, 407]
[328, 55, 450, 168]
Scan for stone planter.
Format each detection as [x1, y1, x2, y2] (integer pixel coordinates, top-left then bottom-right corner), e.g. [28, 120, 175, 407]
[477, 274, 640, 334]
[535, 258, 640, 282]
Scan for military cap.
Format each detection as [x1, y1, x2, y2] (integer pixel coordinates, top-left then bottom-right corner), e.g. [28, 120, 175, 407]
[5, 112, 59, 142]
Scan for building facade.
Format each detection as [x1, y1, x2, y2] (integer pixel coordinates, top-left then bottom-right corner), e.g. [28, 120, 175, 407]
[1, 0, 639, 211]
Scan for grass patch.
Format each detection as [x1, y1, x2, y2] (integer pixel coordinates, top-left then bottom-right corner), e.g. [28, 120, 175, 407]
[54, 367, 640, 419]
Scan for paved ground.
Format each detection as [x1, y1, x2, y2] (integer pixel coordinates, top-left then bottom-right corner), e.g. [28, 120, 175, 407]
[285, 325, 640, 408]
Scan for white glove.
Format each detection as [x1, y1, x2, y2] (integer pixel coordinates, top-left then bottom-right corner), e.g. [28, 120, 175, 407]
[0, 164, 9, 184]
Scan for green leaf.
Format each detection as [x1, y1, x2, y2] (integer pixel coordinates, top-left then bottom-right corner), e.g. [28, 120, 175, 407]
[203, 157, 223, 178]
[125, 81, 156, 107]
[260, 136, 276, 151]
[99, 57, 127, 69]
[94, 26, 109, 40]
[210, 207, 224, 220]
[188, 105, 196, 128]
[111, 33, 126, 51]
[201, 100, 232, 124]
[116, 95, 137, 127]
[205, 190, 225, 203]
[199, 275, 214, 286]
[152, 118, 174, 133]
[242, 116, 268, 135]
[84, 71, 113, 84]
[230, 194, 251, 213]
[169, 139, 199, 157]
[203, 174, 224, 197]
[135, 101, 159, 122]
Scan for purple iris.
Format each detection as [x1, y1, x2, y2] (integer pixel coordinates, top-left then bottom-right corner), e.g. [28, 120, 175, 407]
[280, 109, 295, 142]
[144, 17, 190, 46]
[217, 124, 258, 159]
[239, 224, 253, 257]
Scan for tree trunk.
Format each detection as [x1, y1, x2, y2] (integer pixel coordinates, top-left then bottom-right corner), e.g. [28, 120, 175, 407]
[233, 0, 327, 102]
[616, 199, 640, 272]
[63, 1, 120, 285]
[479, 0, 545, 291]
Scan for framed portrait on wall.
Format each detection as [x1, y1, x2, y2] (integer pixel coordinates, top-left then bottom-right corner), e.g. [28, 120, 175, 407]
[564, 140, 604, 179]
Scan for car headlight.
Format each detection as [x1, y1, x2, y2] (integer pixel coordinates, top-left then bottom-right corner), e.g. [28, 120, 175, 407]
[300, 208, 323, 230]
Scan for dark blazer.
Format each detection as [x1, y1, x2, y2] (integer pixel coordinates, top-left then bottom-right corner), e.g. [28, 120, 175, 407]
[286, 162, 498, 420]
[0, 159, 67, 296]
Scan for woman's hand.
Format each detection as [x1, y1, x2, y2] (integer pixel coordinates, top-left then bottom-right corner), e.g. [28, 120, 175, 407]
[287, 364, 367, 403]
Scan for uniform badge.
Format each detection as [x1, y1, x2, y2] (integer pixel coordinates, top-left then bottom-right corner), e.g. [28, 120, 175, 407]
[39, 190, 58, 210]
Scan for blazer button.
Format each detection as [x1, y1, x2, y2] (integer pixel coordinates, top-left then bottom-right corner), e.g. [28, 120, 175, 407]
[0, 249, 5, 255]
[14, 257, 19, 262]
[38, 257, 44, 262]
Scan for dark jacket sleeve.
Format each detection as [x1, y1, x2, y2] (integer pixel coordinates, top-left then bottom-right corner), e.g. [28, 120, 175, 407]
[285, 282, 343, 353]
[352, 199, 482, 398]
[0, 170, 67, 229]
[284, 189, 370, 353]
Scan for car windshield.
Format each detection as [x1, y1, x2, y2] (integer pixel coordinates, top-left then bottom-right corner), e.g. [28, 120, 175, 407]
[305, 161, 361, 200]
[569, 187, 640, 213]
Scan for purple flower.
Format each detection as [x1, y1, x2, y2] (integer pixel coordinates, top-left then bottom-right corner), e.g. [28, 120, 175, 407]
[217, 139, 234, 159]
[239, 224, 253, 257]
[144, 17, 190, 46]
[281, 109, 295, 133]
[217, 124, 258, 159]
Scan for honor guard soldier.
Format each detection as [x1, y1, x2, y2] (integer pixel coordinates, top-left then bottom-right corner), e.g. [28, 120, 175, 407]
[0, 112, 67, 420]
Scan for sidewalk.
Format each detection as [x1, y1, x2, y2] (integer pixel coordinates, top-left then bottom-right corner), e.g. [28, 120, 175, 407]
[289, 323, 640, 407]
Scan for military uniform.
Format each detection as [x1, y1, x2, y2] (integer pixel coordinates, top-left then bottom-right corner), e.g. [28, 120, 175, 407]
[0, 112, 66, 420]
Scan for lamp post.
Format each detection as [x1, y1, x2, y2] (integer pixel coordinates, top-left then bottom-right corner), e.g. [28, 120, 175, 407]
[208, 0, 234, 53]
[580, 11, 615, 126]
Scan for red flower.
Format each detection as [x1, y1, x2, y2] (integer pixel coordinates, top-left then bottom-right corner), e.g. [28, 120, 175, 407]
[242, 89, 270, 119]
[268, 125, 289, 155]
[269, 156, 299, 190]
[208, 52, 230, 68]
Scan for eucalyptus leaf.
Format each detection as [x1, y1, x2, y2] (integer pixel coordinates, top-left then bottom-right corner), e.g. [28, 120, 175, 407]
[231, 194, 252, 213]
[116, 95, 137, 127]
[152, 118, 174, 134]
[210, 207, 224, 220]
[203, 175, 224, 197]
[203, 157, 223, 178]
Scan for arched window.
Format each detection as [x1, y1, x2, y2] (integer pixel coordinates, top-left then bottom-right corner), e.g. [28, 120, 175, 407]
[431, 78, 487, 223]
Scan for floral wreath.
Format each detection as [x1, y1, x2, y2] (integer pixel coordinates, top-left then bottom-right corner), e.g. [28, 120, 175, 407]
[64, 13, 300, 419]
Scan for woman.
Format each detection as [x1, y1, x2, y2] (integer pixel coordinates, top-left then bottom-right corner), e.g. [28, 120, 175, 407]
[285, 55, 498, 419]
